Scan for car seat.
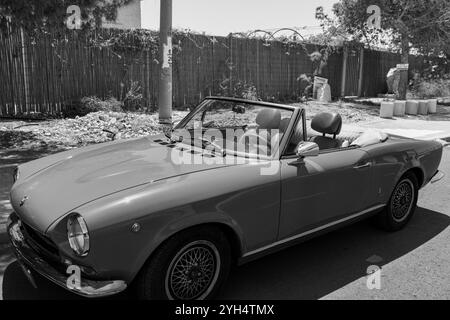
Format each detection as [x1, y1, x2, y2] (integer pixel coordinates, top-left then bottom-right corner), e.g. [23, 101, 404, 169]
[256, 108, 281, 130]
[310, 112, 342, 150]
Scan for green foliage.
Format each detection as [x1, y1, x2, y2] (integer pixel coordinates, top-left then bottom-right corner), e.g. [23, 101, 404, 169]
[91, 29, 159, 55]
[411, 57, 449, 80]
[297, 74, 313, 98]
[123, 81, 144, 112]
[218, 78, 259, 101]
[411, 76, 450, 99]
[330, 0, 450, 57]
[0, 0, 131, 35]
[325, 0, 450, 100]
[76, 96, 123, 116]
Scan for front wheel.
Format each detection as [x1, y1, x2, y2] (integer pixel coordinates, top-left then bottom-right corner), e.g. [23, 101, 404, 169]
[135, 226, 231, 300]
[376, 172, 419, 232]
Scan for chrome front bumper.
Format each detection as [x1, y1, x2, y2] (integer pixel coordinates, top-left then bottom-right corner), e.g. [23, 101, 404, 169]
[7, 218, 127, 298]
[430, 170, 445, 184]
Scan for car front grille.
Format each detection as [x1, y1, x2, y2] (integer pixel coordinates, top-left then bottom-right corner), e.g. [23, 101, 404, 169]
[20, 222, 63, 268]
[18, 220, 100, 280]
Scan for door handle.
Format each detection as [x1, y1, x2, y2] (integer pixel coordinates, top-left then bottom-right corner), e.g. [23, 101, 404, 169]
[353, 162, 372, 169]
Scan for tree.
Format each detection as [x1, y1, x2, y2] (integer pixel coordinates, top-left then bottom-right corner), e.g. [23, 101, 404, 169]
[330, 0, 450, 99]
[0, 0, 131, 35]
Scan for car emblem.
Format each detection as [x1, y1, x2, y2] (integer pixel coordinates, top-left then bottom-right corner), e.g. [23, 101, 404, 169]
[19, 196, 29, 207]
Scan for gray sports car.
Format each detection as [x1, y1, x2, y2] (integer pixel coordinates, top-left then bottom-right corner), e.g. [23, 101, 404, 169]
[7, 97, 444, 300]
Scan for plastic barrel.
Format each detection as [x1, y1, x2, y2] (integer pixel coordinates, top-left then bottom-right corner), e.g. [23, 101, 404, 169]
[394, 101, 406, 116]
[427, 99, 437, 114]
[405, 100, 419, 115]
[380, 101, 394, 118]
[418, 100, 428, 115]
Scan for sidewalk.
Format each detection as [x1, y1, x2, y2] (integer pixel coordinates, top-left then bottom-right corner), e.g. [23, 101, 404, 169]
[342, 117, 450, 142]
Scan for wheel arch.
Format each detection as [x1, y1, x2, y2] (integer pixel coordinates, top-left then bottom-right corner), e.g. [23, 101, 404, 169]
[130, 218, 245, 283]
[407, 167, 424, 188]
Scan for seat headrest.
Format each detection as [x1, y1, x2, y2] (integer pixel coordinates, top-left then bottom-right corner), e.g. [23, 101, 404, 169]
[311, 112, 342, 135]
[279, 118, 290, 133]
[256, 109, 281, 129]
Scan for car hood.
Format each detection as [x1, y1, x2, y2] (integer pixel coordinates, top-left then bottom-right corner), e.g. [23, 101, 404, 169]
[10, 135, 232, 232]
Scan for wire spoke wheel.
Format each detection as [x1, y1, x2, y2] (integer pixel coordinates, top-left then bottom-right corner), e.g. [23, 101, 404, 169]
[390, 179, 415, 222]
[165, 240, 220, 300]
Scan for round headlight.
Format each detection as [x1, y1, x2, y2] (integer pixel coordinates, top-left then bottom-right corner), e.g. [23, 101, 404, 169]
[67, 214, 90, 256]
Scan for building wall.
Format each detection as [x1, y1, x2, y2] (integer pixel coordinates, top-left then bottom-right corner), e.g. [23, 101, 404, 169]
[102, 0, 142, 29]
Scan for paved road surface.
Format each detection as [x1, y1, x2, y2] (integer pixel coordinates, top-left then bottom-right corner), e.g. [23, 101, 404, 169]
[1, 149, 449, 300]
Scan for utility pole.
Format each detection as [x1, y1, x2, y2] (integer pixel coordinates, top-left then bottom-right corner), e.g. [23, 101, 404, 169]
[158, 0, 173, 125]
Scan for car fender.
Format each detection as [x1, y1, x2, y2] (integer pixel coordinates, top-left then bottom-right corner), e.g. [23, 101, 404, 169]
[129, 210, 245, 281]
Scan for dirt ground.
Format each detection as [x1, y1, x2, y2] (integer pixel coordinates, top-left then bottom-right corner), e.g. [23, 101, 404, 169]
[0, 111, 188, 152]
[296, 100, 381, 122]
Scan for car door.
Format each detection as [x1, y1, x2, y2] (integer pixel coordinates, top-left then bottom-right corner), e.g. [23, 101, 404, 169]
[278, 121, 373, 240]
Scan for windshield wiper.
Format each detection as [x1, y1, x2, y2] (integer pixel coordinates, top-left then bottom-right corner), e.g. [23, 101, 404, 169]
[194, 137, 226, 157]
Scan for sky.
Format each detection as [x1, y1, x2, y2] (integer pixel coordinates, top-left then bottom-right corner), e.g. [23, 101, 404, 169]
[141, 0, 337, 36]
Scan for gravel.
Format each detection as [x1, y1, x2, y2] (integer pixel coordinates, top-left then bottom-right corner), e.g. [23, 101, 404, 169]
[0, 101, 382, 152]
[0, 111, 188, 151]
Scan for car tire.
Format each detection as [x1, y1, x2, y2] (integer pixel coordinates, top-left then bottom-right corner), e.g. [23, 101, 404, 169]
[135, 226, 231, 300]
[376, 172, 419, 232]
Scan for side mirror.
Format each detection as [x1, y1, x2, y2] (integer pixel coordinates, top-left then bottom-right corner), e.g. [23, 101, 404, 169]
[295, 141, 319, 158]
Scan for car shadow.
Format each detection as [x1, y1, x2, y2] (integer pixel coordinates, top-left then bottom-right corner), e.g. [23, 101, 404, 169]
[1, 207, 448, 300]
[1, 258, 134, 300]
[218, 206, 449, 299]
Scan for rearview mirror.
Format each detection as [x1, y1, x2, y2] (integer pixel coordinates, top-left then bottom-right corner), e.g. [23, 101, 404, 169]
[232, 105, 246, 114]
[295, 141, 319, 158]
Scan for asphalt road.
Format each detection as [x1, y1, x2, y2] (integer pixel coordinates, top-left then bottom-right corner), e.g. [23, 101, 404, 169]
[0, 148, 449, 300]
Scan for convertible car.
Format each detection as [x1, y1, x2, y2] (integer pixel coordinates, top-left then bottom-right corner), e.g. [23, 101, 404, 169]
[7, 97, 444, 300]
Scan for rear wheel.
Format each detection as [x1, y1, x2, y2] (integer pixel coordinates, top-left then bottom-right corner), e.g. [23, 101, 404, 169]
[377, 172, 418, 231]
[135, 226, 231, 300]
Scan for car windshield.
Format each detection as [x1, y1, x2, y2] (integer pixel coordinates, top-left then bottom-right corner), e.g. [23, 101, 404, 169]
[171, 99, 294, 158]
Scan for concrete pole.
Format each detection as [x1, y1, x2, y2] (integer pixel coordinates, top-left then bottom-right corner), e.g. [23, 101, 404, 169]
[158, 0, 173, 125]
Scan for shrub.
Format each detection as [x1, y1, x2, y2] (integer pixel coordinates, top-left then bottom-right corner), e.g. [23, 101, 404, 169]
[218, 78, 259, 101]
[297, 74, 313, 98]
[410, 76, 450, 99]
[63, 96, 123, 118]
[81, 96, 124, 113]
[123, 81, 144, 112]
